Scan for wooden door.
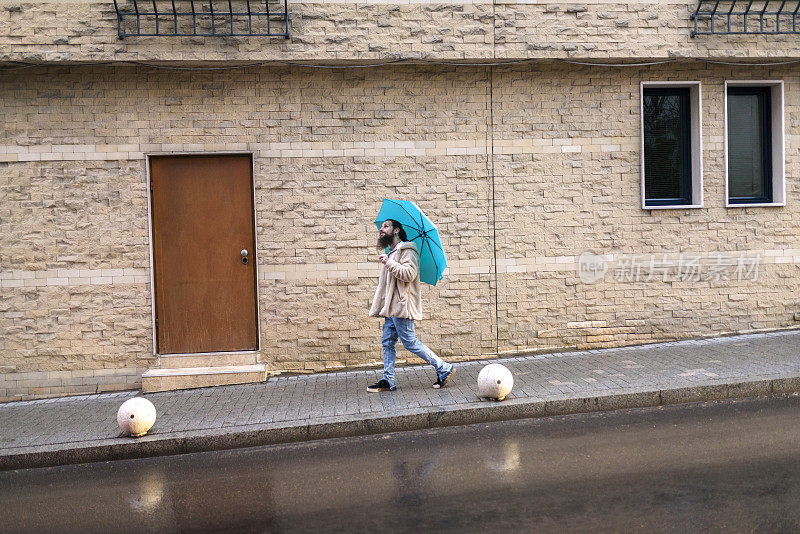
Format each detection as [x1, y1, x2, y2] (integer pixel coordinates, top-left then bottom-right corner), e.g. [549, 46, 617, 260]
[150, 154, 258, 354]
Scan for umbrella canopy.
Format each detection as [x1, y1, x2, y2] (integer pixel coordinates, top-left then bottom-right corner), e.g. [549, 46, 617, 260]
[375, 199, 447, 286]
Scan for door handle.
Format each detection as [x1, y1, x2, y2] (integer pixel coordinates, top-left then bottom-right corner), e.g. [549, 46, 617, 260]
[241, 249, 249, 265]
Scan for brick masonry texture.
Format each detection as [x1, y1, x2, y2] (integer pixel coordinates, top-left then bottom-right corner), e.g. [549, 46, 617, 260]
[2, 40, 800, 398]
[0, 368, 146, 403]
[490, 62, 800, 352]
[3, 0, 800, 64]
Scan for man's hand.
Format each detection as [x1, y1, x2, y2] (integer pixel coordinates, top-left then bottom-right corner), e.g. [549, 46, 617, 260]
[378, 254, 389, 264]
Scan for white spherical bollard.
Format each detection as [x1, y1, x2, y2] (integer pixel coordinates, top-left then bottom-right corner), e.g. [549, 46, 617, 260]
[478, 363, 514, 401]
[117, 397, 157, 437]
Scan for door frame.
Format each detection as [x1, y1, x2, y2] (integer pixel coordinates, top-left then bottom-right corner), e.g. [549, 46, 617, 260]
[145, 151, 262, 356]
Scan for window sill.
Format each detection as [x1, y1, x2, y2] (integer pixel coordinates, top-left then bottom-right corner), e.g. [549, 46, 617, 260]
[726, 202, 785, 208]
[644, 204, 704, 210]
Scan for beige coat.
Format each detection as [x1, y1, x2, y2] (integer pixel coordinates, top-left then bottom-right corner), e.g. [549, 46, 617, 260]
[369, 241, 423, 320]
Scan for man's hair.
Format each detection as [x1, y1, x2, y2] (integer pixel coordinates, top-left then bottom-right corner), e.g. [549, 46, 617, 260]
[387, 219, 408, 241]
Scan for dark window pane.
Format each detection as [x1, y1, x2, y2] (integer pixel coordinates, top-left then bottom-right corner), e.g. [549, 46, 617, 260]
[728, 87, 772, 203]
[643, 88, 691, 205]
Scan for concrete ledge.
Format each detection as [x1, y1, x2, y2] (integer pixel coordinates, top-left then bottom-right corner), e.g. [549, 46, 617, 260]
[141, 365, 267, 393]
[2, 375, 798, 471]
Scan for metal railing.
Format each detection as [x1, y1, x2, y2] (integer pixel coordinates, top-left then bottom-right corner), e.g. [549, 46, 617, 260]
[691, 0, 800, 36]
[112, 0, 289, 39]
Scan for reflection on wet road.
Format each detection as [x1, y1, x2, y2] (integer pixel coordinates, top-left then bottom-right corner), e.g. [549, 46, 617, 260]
[2, 395, 800, 533]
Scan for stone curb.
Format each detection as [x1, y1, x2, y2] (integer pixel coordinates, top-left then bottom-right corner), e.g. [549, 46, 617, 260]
[2, 375, 799, 471]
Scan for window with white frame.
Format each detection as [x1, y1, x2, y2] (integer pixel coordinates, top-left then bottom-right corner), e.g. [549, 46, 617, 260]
[725, 81, 785, 207]
[640, 82, 703, 209]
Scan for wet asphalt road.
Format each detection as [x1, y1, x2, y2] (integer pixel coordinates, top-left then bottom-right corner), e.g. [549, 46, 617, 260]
[2, 395, 800, 533]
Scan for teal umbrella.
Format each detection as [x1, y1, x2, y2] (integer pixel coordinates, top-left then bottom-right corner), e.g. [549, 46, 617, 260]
[375, 199, 447, 286]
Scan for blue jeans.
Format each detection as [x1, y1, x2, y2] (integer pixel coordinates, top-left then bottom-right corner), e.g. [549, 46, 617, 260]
[381, 317, 452, 388]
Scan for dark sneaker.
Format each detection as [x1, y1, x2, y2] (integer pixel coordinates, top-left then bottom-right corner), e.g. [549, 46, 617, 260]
[433, 366, 455, 389]
[367, 379, 396, 392]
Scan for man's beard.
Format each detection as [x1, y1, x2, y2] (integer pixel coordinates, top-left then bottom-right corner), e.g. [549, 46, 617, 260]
[377, 233, 394, 251]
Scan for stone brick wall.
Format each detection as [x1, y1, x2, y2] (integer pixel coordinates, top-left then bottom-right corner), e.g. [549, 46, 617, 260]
[3, 0, 800, 64]
[1, 60, 799, 400]
[0, 156, 154, 399]
[491, 62, 800, 352]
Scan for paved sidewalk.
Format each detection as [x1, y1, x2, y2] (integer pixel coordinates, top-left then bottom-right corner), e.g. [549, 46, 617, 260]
[2, 329, 799, 470]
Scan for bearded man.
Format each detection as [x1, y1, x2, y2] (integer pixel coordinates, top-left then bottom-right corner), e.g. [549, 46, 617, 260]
[367, 219, 455, 392]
